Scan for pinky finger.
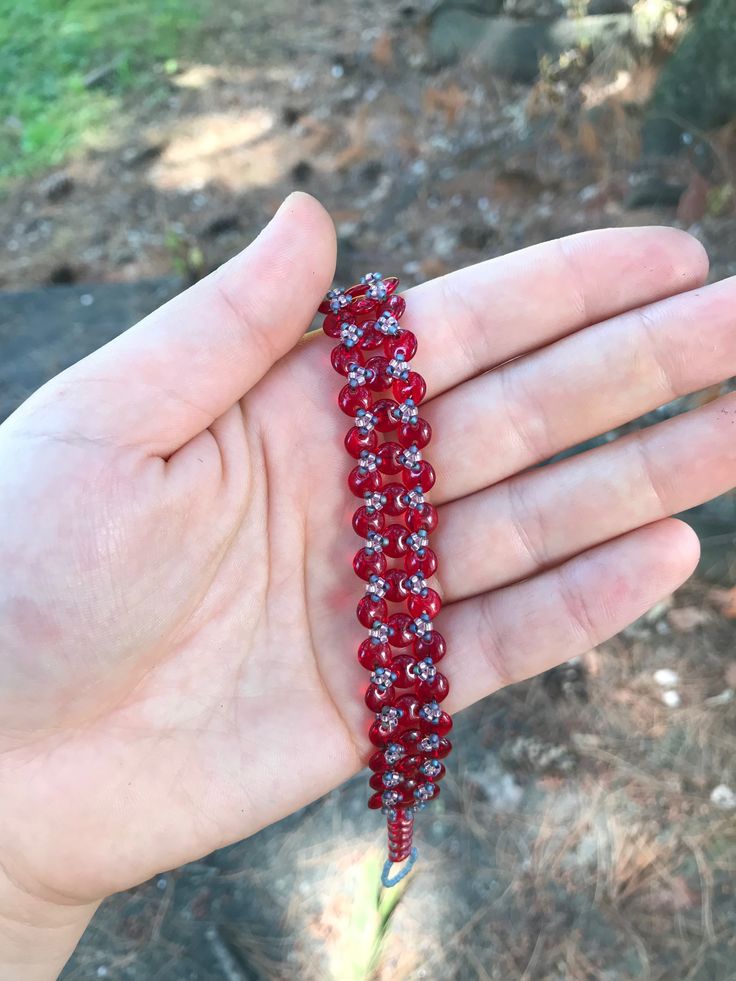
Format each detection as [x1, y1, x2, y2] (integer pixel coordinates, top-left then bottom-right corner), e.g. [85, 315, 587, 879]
[443, 518, 700, 713]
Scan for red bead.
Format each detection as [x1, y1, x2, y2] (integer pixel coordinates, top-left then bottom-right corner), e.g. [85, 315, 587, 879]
[401, 461, 435, 491]
[398, 418, 432, 449]
[384, 329, 417, 361]
[383, 523, 408, 558]
[345, 426, 377, 458]
[323, 312, 345, 338]
[392, 371, 427, 404]
[436, 738, 452, 759]
[388, 613, 414, 648]
[358, 639, 392, 670]
[352, 505, 385, 536]
[408, 588, 441, 619]
[405, 547, 437, 577]
[368, 791, 384, 808]
[413, 630, 446, 663]
[357, 594, 388, 627]
[350, 295, 378, 317]
[358, 323, 382, 351]
[376, 441, 402, 475]
[353, 548, 387, 581]
[372, 398, 398, 432]
[348, 466, 382, 497]
[420, 711, 453, 737]
[331, 344, 362, 375]
[365, 684, 396, 712]
[338, 384, 371, 417]
[384, 569, 409, 602]
[380, 293, 407, 322]
[394, 693, 420, 727]
[406, 504, 438, 533]
[365, 356, 391, 390]
[382, 483, 407, 516]
[390, 654, 416, 688]
[417, 671, 449, 703]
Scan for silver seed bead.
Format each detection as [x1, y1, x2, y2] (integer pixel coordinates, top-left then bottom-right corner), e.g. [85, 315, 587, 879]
[400, 444, 422, 469]
[355, 409, 377, 433]
[404, 487, 426, 510]
[384, 743, 405, 764]
[412, 614, 433, 638]
[366, 575, 388, 599]
[404, 574, 428, 595]
[382, 789, 402, 806]
[371, 621, 391, 644]
[413, 657, 437, 683]
[406, 530, 429, 553]
[359, 451, 379, 473]
[418, 734, 440, 752]
[394, 399, 419, 425]
[340, 322, 363, 347]
[375, 312, 400, 336]
[387, 356, 410, 379]
[326, 287, 352, 313]
[414, 783, 435, 802]
[366, 530, 386, 553]
[420, 759, 442, 777]
[347, 363, 372, 388]
[377, 705, 402, 732]
[370, 666, 397, 691]
[364, 490, 386, 512]
[382, 771, 402, 788]
[419, 700, 442, 723]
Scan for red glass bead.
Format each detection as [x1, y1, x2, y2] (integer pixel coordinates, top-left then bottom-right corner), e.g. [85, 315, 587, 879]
[358, 322, 382, 351]
[382, 482, 407, 516]
[372, 398, 399, 432]
[420, 711, 452, 737]
[322, 312, 345, 338]
[405, 547, 437, 577]
[380, 293, 406, 321]
[357, 594, 388, 627]
[413, 630, 446, 663]
[392, 371, 427, 404]
[353, 548, 387, 581]
[390, 654, 416, 688]
[348, 466, 382, 497]
[384, 569, 409, 603]
[406, 503, 438, 533]
[417, 671, 449, 703]
[352, 505, 385, 537]
[338, 384, 371, 417]
[398, 418, 432, 449]
[401, 461, 435, 491]
[384, 329, 417, 361]
[383, 523, 408, 558]
[436, 738, 452, 759]
[365, 684, 396, 713]
[358, 639, 392, 670]
[376, 441, 402, 475]
[368, 791, 384, 809]
[394, 693, 420, 727]
[365, 356, 391, 390]
[388, 613, 414, 648]
[331, 344, 362, 375]
[345, 426, 377, 458]
[408, 588, 441, 619]
[350, 295, 378, 317]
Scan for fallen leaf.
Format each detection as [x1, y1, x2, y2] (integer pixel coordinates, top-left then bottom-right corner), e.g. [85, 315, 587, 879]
[422, 84, 468, 125]
[372, 32, 393, 68]
[677, 172, 710, 226]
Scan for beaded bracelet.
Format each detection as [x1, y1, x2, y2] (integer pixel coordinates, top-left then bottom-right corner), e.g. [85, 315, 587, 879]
[318, 272, 452, 888]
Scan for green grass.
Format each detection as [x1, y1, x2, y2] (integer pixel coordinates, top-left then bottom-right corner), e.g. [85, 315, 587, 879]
[0, 0, 202, 185]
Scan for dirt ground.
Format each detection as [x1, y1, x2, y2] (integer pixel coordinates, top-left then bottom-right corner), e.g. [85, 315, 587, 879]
[3, 1, 736, 978]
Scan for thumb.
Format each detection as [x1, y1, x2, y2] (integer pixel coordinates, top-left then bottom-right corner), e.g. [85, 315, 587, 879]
[32, 192, 336, 456]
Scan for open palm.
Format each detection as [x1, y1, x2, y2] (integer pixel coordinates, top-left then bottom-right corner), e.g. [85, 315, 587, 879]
[2, 193, 735, 927]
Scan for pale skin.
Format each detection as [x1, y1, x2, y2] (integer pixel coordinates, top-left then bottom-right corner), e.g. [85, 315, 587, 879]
[1, 192, 736, 976]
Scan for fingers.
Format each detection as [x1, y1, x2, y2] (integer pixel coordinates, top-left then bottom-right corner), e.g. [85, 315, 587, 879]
[427, 274, 736, 503]
[34, 192, 336, 456]
[404, 226, 708, 398]
[445, 518, 699, 713]
[437, 393, 736, 603]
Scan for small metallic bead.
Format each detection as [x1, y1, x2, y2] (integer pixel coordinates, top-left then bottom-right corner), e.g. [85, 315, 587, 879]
[403, 487, 426, 510]
[366, 531, 388, 554]
[410, 613, 433, 638]
[382, 788, 402, 806]
[399, 444, 422, 469]
[355, 408, 378, 434]
[370, 666, 397, 691]
[420, 759, 442, 778]
[418, 734, 440, 752]
[387, 355, 410, 379]
[340, 322, 363, 348]
[364, 490, 386, 512]
[381, 805, 398, 819]
[358, 450, 379, 474]
[326, 287, 352, 313]
[384, 743, 405, 764]
[404, 574, 428, 596]
[377, 705, 403, 732]
[414, 783, 435, 802]
[361, 272, 387, 301]
[371, 620, 392, 644]
[406, 529, 429, 554]
[419, 700, 442, 723]
[393, 398, 419, 425]
[366, 574, 388, 599]
[412, 657, 437, 683]
[375, 312, 400, 336]
[347, 363, 374, 388]
[382, 770, 402, 788]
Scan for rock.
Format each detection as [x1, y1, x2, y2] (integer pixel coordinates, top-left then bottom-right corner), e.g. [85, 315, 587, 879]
[625, 177, 685, 209]
[121, 142, 166, 168]
[291, 160, 313, 183]
[428, 13, 637, 81]
[710, 784, 736, 810]
[644, 0, 736, 155]
[458, 221, 498, 251]
[39, 170, 74, 202]
[504, 0, 633, 13]
[202, 214, 240, 238]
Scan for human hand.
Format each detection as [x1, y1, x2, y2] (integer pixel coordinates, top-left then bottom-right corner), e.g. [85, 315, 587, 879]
[1, 192, 735, 974]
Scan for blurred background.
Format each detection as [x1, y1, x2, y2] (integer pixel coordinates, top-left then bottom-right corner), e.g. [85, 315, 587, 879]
[2, 1, 736, 978]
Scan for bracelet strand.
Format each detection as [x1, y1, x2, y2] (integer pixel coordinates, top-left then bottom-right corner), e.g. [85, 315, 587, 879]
[318, 272, 452, 888]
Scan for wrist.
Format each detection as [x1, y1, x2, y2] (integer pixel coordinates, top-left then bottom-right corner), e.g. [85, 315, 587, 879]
[0, 870, 98, 980]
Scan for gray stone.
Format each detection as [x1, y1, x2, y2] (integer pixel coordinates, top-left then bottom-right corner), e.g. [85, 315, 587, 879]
[428, 12, 637, 81]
